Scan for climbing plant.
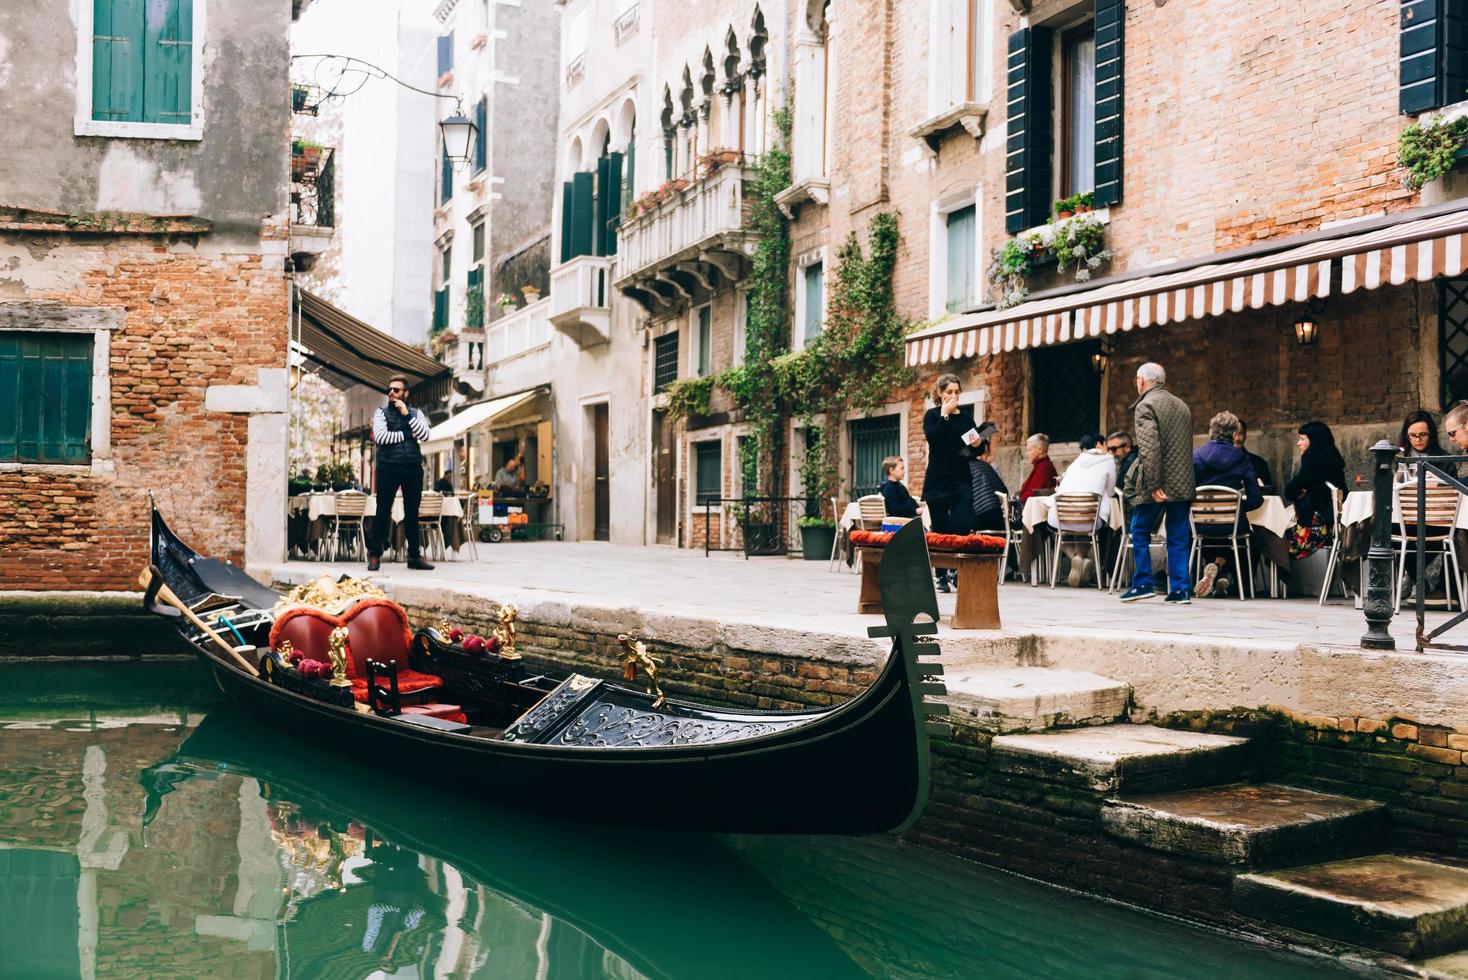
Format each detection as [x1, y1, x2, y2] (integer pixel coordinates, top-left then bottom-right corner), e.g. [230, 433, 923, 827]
[662, 375, 714, 422]
[1399, 115, 1468, 190]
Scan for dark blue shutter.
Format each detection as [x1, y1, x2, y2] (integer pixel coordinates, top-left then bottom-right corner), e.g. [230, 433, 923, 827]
[560, 181, 574, 263]
[1093, 0, 1124, 206]
[473, 97, 487, 172]
[1005, 27, 1053, 233]
[441, 142, 452, 204]
[1400, 0, 1468, 114]
[570, 171, 595, 258]
[437, 33, 453, 76]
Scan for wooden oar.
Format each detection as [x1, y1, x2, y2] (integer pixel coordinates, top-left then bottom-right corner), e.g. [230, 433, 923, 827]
[138, 567, 260, 677]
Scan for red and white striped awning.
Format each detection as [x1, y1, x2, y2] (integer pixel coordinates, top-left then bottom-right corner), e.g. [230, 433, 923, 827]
[905, 205, 1468, 367]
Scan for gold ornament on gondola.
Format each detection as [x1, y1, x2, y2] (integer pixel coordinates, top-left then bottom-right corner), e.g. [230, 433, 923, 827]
[327, 627, 352, 688]
[273, 575, 387, 616]
[618, 633, 666, 709]
[494, 605, 520, 659]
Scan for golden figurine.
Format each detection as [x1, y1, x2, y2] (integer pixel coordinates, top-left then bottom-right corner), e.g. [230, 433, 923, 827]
[618, 633, 666, 709]
[494, 605, 520, 660]
[327, 627, 353, 688]
[437, 619, 453, 640]
[276, 638, 294, 662]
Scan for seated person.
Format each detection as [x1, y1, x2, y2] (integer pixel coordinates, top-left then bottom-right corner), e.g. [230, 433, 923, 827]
[1046, 433, 1116, 587]
[1234, 418, 1274, 490]
[878, 455, 923, 519]
[493, 456, 526, 493]
[1193, 411, 1264, 597]
[967, 440, 1008, 531]
[433, 471, 454, 493]
[1018, 433, 1059, 503]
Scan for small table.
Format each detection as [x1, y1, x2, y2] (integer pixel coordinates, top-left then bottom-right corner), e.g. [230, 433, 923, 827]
[855, 546, 1001, 629]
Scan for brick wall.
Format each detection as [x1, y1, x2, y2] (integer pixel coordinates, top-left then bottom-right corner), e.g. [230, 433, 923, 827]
[0, 232, 288, 591]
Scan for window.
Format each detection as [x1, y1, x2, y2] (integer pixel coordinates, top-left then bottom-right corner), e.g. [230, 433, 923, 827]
[0, 333, 94, 465]
[440, 141, 453, 205]
[440, 245, 452, 286]
[1030, 341, 1101, 445]
[930, 0, 986, 113]
[849, 415, 900, 498]
[471, 221, 485, 265]
[1060, 25, 1096, 198]
[76, 0, 204, 139]
[945, 205, 976, 312]
[800, 260, 825, 345]
[1401, 0, 1468, 114]
[733, 290, 748, 366]
[793, 1, 833, 181]
[694, 440, 722, 506]
[473, 97, 488, 173]
[693, 305, 712, 377]
[653, 332, 679, 392]
[437, 32, 454, 76]
[1440, 276, 1468, 407]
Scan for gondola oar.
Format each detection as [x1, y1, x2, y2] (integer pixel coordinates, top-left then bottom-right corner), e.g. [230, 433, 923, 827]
[138, 567, 260, 677]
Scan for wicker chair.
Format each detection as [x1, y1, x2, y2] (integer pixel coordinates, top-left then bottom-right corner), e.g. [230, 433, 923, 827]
[1050, 492, 1106, 590]
[418, 491, 445, 561]
[330, 492, 368, 562]
[1394, 479, 1464, 611]
[856, 494, 887, 530]
[1188, 485, 1254, 600]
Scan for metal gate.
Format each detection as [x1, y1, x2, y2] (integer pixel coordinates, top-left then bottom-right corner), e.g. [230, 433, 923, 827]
[849, 415, 901, 498]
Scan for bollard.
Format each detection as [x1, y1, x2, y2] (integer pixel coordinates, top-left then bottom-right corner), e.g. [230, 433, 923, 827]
[1360, 440, 1398, 650]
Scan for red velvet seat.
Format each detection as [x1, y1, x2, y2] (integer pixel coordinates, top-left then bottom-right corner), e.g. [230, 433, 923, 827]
[268, 599, 444, 705]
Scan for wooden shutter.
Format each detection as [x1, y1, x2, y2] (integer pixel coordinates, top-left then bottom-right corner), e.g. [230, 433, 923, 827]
[593, 156, 611, 258]
[143, 0, 192, 125]
[603, 151, 624, 256]
[1400, 0, 1468, 114]
[437, 33, 453, 76]
[441, 144, 452, 204]
[473, 98, 488, 172]
[5, 333, 92, 465]
[571, 170, 595, 259]
[433, 288, 448, 333]
[92, 0, 145, 122]
[1005, 27, 1053, 233]
[560, 181, 574, 263]
[1093, 0, 1124, 206]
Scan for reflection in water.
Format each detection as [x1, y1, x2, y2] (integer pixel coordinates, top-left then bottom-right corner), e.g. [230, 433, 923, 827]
[0, 663, 1360, 980]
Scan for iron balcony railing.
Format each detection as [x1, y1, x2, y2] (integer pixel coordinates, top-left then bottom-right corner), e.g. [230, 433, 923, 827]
[699, 496, 821, 558]
[291, 146, 334, 228]
[1360, 443, 1468, 652]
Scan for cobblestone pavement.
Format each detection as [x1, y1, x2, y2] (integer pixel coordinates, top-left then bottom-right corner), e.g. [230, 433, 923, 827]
[275, 542, 1451, 652]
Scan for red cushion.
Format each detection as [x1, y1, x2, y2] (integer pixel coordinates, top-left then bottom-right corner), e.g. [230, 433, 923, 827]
[401, 704, 467, 725]
[849, 529, 1007, 553]
[268, 599, 414, 679]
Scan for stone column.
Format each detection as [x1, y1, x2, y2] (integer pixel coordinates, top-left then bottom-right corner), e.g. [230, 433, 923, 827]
[206, 368, 289, 581]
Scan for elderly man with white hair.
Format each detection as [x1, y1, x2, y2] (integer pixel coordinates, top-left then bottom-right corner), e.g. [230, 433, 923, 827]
[1017, 433, 1059, 503]
[1119, 362, 1196, 604]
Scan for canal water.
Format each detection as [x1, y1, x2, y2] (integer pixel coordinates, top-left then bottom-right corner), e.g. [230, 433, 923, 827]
[0, 662, 1366, 979]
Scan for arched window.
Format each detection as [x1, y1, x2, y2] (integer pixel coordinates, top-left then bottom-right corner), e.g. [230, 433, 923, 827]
[793, 0, 833, 181]
[723, 28, 744, 152]
[661, 87, 675, 181]
[700, 47, 717, 159]
[679, 65, 695, 177]
[748, 6, 769, 155]
[615, 97, 637, 207]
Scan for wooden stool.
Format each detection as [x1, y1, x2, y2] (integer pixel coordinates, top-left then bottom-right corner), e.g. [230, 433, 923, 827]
[855, 547, 1001, 629]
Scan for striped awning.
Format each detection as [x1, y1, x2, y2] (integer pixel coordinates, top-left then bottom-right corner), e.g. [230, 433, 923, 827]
[295, 289, 452, 405]
[905, 204, 1468, 367]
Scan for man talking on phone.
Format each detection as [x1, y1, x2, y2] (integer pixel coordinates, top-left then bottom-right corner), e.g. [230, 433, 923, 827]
[367, 375, 435, 571]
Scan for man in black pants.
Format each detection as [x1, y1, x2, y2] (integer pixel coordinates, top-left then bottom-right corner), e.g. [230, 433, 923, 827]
[367, 375, 435, 571]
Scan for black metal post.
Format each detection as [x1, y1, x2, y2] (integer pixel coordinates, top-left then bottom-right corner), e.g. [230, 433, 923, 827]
[1360, 440, 1398, 650]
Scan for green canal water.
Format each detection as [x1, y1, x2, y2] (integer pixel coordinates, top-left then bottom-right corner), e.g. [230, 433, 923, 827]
[0, 662, 1368, 980]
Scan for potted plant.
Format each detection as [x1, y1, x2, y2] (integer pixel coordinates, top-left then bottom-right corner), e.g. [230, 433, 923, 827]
[1073, 191, 1095, 214]
[739, 501, 779, 556]
[291, 140, 323, 180]
[291, 85, 310, 113]
[798, 515, 837, 561]
[495, 293, 518, 314]
[522, 284, 542, 303]
[1051, 212, 1112, 283]
[1054, 195, 1077, 220]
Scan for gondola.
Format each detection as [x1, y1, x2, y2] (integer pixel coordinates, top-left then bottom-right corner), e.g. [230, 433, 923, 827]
[141, 499, 950, 834]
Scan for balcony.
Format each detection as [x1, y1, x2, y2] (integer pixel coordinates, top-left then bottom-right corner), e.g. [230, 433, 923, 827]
[549, 255, 611, 348]
[288, 144, 334, 271]
[487, 297, 551, 365]
[614, 163, 759, 314]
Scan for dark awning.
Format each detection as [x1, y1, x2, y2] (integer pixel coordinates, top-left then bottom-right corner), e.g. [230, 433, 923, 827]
[295, 289, 451, 405]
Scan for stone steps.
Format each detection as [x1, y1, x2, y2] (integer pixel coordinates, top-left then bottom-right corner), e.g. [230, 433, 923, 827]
[941, 666, 1128, 733]
[1234, 854, 1468, 959]
[988, 724, 1250, 794]
[1101, 783, 1388, 868]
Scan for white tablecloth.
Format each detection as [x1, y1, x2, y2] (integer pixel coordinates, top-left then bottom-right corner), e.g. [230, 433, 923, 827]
[1341, 488, 1468, 530]
[289, 492, 463, 523]
[1022, 495, 1124, 533]
[839, 501, 932, 531]
[1018, 493, 1291, 537]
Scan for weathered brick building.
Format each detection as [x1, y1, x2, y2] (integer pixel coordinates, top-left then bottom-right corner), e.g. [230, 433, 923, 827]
[0, 0, 305, 590]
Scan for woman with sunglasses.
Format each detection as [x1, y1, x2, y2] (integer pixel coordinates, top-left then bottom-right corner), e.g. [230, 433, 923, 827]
[367, 375, 435, 571]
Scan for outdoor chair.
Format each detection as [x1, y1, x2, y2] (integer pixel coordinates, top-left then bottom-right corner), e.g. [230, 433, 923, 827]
[1317, 482, 1346, 606]
[1188, 485, 1255, 600]
[418, 492, 446, 561]
[1108, 488, 1131, 593]
[330, 492, 368, 562]
[1050, 492, 1106, 590]
[456, 493, 480, 562]
[856, 494, 887, 530]
[1393, 479, 1464, 612]
[981, 491, 1020, 583]
[828, 495, 850, 572]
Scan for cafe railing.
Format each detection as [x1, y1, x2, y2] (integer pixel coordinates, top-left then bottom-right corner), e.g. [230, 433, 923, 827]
[1360, 442, 1468, 652]
[699, 496, 819, 558]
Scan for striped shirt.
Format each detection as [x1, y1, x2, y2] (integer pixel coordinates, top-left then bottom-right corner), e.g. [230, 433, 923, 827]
[372, 405, 430, 444]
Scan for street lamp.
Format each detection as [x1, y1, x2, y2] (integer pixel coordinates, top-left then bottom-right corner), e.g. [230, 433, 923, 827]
[439, 108, 478, 168]
[1293, 298, 1324, 349]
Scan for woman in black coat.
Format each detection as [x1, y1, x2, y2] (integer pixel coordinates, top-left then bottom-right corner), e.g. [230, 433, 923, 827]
[923, 373, 974, 590]
[1283, 420, 1346, 558]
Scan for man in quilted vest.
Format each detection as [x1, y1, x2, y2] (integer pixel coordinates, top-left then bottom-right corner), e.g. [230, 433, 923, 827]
[1119, 362, 1195, 604]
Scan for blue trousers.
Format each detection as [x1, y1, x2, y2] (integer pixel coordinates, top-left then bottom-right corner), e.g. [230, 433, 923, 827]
[1130, 500, 1193, 593]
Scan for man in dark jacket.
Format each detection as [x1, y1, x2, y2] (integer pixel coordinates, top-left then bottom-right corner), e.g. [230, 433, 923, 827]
[367, 375, 435, 571]
[1107, 431, 1137, 488]
[1120, 363, 1195, 603]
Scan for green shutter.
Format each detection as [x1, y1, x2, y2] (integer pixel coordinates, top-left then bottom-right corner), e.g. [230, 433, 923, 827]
[441, 144, 453, 204]
[604, 151, 624, 255]
[473, 97, 488, 172]
[5, 333, 92, 464]
[1093, 0, 1124, 206]
[570, 170, 595, 259]
[143, 0, 192, 125]
[1005, 27, 1053, 233]
[433, 288, 448, 333]
[93, 0, 145, 122]
[1400, 0, 1468, 114]
[623, 138, 636, 213]
[695, 441, 722, 504]
[560, 181, 574, 263]
[945, 205, 975, 312]
[593, 156, 611, 258]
